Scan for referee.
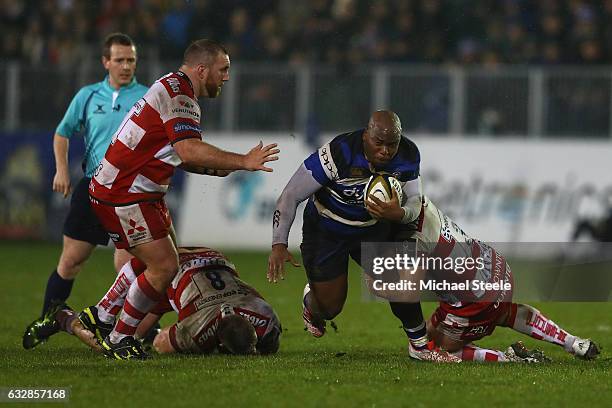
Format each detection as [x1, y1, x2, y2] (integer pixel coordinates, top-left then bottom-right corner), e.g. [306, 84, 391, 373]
[23, 33, 148, 349]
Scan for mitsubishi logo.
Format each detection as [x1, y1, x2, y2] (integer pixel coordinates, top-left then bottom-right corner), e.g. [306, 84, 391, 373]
[127, 219, 146, 235]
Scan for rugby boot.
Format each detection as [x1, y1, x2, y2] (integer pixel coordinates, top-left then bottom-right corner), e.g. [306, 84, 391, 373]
[101, 335, 150, 360]
[302, 284, 326, 338]
[140, 322, 162, 352]
[505, 341, 551, 363]
[22, 301, 66, 349]
[408, 342, 462, 363]
[78, 306, 114, 345]
[570, 338, 600, 360]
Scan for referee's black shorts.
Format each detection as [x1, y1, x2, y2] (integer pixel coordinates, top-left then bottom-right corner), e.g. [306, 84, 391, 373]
[62, 177, 109, 246]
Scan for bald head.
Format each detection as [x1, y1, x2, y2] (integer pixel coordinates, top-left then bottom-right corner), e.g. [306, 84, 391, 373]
[362, 110, 402, 167]
[367, 110, 402, 138]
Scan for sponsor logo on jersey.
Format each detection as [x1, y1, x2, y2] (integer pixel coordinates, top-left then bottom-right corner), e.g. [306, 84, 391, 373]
[318, 144, 339, 180]
[196, 319, 219, 346]
[237, 311, 269, 328]
[126, 219, 147, 242]
[93, 104, 106, 114]
[193, 289, 242, 309]
[341, 185, 365, 202]
[171, 107, 200, 119]
[166, 77, 181, 93]
[179, 100, 194, 109]
[133, 98, 145, 116]
[173, 122, 201, 134]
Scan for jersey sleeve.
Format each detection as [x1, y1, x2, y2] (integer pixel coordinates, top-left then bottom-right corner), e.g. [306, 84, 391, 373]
[167, 323, 184, 352]
[149, 80, 202, 145]
[303, 137, 344, 186]
[168, 321, 202, 353]
[55, 87, 90, 138]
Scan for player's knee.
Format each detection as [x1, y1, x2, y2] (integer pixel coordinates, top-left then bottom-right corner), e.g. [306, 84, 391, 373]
[113, 249, 133, 272]
[155, 256, 179, 279]
[57, 256, 86, 279]
[57, 265, 80, 280]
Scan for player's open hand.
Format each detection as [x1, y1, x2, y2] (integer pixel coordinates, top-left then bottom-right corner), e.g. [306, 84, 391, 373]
[365, 188, 404, 222]
[267, 243, 301, 283]
[52, 169, 71, 198]
[244, 141, 280, 172]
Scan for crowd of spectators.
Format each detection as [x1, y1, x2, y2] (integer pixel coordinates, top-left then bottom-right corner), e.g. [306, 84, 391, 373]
[2, 0, 612, 67]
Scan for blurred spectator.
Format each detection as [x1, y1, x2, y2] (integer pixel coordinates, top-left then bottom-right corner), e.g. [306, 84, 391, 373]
[3, 0, 612, 66]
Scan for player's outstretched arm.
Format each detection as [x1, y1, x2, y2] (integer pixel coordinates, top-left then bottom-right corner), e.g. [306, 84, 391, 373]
[174, 138, 279, 172]
[52, 133, 71, 198]
[268, 164, 322, 283]
[70, 319, 103, 352]
[178, 163, 234, 177]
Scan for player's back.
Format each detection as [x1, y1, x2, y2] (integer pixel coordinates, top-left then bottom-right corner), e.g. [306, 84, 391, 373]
[407, 197, 512, 309]
[90, 71, 202, 205]
[167, 249, 281, 353]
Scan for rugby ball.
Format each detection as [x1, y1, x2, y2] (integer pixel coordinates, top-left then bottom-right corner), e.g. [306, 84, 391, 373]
[365, 174, 403, 204]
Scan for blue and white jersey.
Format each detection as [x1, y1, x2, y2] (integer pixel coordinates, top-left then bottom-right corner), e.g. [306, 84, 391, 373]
[56, 76, 148, 178]
[303, 129, 420, 235]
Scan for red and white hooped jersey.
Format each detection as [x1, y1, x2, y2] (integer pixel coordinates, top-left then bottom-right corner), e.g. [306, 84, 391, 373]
[90, 71, 202, 205]
[154, 248, 281, 354]
[409, 196, 513, 311]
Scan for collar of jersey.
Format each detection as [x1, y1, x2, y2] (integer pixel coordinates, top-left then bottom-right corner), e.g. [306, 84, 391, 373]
[177, 70, 195, 94]
[103, 75, 139, 93]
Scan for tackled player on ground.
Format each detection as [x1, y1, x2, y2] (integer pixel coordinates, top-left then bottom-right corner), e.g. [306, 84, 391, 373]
[51, 247, 281, 356]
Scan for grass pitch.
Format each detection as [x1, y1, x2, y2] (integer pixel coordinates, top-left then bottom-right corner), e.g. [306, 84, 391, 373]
[0, 242, 610, 407]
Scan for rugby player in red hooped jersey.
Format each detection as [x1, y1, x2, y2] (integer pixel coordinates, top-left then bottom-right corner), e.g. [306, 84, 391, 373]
[84, 39, 280, 359]
[368, 195, 601, 362]
[56, 247, 281, 355]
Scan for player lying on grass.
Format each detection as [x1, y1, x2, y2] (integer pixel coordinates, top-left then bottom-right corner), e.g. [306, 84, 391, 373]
[51, 247, 281, 356]
[367, 193, 601, 362]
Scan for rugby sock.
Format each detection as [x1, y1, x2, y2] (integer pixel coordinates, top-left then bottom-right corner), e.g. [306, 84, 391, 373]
[389, 302, 428, 349]
[109, 273, 162, 344]
[450, 344, 509, 362]
[509, 303, 576, 352]
[96, 258, 145, 324]
[42, 269, 74, 315]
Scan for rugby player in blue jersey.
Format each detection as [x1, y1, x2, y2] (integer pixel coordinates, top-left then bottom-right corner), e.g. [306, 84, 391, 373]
[23, 33, 149, 349]
[268, 110, 459, 362]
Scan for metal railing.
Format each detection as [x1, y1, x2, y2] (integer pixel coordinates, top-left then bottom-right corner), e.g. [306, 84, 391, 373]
[3, 61, 611, 138]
